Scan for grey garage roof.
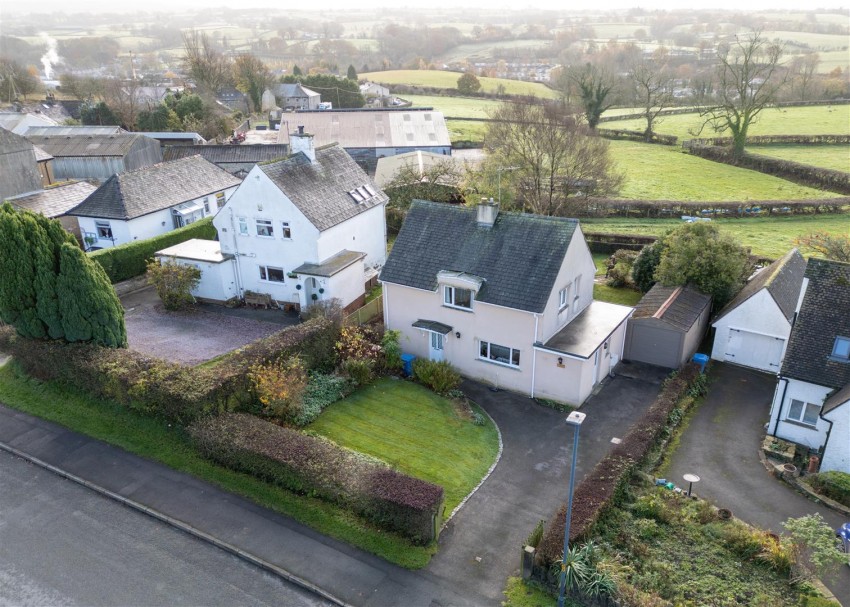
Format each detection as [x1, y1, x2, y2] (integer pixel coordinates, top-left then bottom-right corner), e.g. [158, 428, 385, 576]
[632, 284, 712, 332]
[9, 181, 97, 218]
[714, 248, 806, 323]
[68, 155, 240, 220]
[259, 144, 387, 232]
[278, 108, 451, 149]
[781, 258, 850, 390]
[163, 144, 290, 165]
[539, 301, 633, 359]
[380, 200, 580, 314]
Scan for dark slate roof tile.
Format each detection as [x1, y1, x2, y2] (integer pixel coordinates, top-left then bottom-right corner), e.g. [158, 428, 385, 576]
[632, 284, 711, 332]
[379, 200, 578, 314]
[10, 181, 97, 218]
[781, 258, 850, 389]
[163, 144, 290, 164]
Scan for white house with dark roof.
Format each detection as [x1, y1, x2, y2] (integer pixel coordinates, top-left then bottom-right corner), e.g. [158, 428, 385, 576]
[379, 199, 632, 405]
[67, 155, 240, 249]
[768, 258, 850, 473]
[711, 249, 807, 373]
[161, 129, 388, 312]
[275, 83, 321, 110]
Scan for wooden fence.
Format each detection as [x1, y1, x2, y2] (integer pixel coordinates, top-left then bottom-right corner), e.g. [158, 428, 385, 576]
[344, 297, 383, 326]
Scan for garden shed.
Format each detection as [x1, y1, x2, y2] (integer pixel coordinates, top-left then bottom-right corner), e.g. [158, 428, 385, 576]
[623, 284, 712, 369]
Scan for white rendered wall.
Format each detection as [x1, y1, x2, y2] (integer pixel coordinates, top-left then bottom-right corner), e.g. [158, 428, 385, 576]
[769, 378, 832, 450]
[821, 404, 850, 473]
[712, 290, 791, 371]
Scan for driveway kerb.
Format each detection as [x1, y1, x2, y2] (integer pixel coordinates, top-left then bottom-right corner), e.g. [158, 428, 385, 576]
[757, 449, 850, 518]
[0, 438, 351, 607]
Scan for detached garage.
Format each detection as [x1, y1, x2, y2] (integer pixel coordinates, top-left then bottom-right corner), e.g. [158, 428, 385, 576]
[623, 284, 712, 369]
[711, 249, 806, 373]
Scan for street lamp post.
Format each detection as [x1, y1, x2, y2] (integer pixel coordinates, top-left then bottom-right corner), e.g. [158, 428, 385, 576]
[558, 410, 586, 607]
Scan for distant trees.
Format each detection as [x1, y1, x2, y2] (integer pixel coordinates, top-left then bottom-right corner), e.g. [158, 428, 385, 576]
[347, 64, 358, 80]
[627, 49, 675, 141]
[58, 37, 120, 69]
[233, 53, 273, 112]
[81, 101, 120, 126]
[484, 99, 623, 217]
[457, 72, 481, 94]
[795, 232, 850, 263]
[59, 73, 104, 102]
[787, 53, 821, 102]
[0, 58, 40, 101]
[694, 31, 785, 158]
[383, 159, 466, 209]
[0, 204, 126, 348]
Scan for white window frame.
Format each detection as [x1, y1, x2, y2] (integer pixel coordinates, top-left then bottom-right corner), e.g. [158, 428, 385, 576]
[443, 285, 473, 310]
[95, 220, 113, 240]
[259, 265, 285, 283]
[238, 217, 249, 236]
[572, 275, 582, 313]
[281, 221, 292, 239]
[558, 285, 570, 310]
[479, 340, 520, 368]
[256, 218, 274, 238]
[216, 192, 226, 209]
[831, 336, 850, 361]
[786, 398, 821, 427]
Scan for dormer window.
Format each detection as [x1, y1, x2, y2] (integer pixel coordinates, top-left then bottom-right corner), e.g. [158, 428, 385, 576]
[444, 286, 473, 310]
[832, 336, 850, 361]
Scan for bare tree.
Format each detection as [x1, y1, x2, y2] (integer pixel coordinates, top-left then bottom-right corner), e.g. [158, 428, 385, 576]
[795, 232, 850, 263]
[788, 53, 821, 102]
[628, 48, 676, 141]
[383, 158, 465, 209]
[484, 100, 623, 217]
[182, 30, 232, 94]
[0, 59, 40, 102]
[695, 31, 785, 158]
[102, 77, 142, 130]
[233, 53, 272, 112]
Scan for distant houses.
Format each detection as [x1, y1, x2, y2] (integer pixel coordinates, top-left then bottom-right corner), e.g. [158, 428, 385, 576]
[275, 83, 321, 110]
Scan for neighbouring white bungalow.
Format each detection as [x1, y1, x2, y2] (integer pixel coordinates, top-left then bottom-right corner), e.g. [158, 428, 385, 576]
[768, 258, 850, 473]
[379, 199, 633, 406]
[159, 129, 388, 313]
[67, 155, 240, 250]
[711, 249, 807, 373]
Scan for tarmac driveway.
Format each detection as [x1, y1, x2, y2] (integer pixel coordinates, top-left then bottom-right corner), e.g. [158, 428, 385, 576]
[428, 361, 669, 603]
[667, 362, 850, 603]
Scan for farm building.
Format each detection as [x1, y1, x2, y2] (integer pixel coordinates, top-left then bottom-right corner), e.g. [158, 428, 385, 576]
[0, 128, 43, 201]
[0, 111, 58, 135]
[623, 284, 712, 369]
[711, 249, 807, 373]
[25, 133, 163, 182]
[163, 144, 290, 177]
[8, 181, 97, 243]
[277, 108, 452, 173]
[274, 83, 321, 110]
[130, 131, 206, 147]
[24, 125, 126, 137]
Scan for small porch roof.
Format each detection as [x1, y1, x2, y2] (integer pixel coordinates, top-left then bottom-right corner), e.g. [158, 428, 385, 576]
[823, 382, 850, 415]
[537, 301, 633, 359]
[293, 250, 365, 277]
[412, 319, 453, 335]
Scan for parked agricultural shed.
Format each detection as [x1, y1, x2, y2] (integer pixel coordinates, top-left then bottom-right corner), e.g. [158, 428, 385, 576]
[26, 134, 163, 182]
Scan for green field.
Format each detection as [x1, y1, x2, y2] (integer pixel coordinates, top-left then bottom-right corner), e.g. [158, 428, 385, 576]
[581, 213, 850, 258]
[446, 120, 488, 143]
[404, 94, 501, 118]
[363, 70, 558, 98]
[602, 105, 850, 142]
[309, 378, 500, 516]
[608, 140, 839, 201]
[752, 144, 850, 172]
[765, 30, 850, 51]
[436, 39, 551, 64]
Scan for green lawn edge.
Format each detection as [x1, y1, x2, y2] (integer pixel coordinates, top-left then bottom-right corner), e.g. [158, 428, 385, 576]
[0, 361, 435, 569]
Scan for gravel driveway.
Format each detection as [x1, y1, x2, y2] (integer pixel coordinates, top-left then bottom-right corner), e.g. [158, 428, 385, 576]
[122, 288, 298, 365]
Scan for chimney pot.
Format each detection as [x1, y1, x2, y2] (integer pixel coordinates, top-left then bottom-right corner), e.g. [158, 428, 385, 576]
[477, 199, 499, 227]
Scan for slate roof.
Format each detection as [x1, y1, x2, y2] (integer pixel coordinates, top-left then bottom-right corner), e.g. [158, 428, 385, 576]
[25, 125, 125, 137]
[379, 200, 580, 314]
[276, 83, 320, 98]
[10, 181, 97, 218]
[781, 258, 850, 390]
[163, 144, 290, 165]
[258, 144, 387, 232]
[714, 248, 807, 323]
[67, 155, 241, 220]
[33, 146, 53, 162]
[632, 284, 712, 332]
[26, 134, 151, 157]
[823, 382, 850, 415]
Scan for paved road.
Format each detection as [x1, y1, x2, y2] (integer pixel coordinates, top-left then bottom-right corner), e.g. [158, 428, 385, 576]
[0, 449, 331, 607]
[668, 362, 850, 604]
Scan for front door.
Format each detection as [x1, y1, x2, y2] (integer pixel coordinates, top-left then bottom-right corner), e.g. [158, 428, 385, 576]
[429, 332, 444, 362]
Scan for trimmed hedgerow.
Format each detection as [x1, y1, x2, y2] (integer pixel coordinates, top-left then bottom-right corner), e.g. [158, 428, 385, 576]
[537, 364, 701, 564]
[0, 318, 339, 425]
[189, 412, 444, 543]
[91, 218, 217, 284]
[808, 471, 850, 508]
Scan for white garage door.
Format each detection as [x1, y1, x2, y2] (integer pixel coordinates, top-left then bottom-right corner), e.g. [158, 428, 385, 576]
[724, 328, 785, 372]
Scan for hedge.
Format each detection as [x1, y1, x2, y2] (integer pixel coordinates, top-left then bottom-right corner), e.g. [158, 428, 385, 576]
[597, 128, 677, 146]
[189, 412, 444, 543]
[0, 317, 338, 424]
[91, 218, 218, 284]
[537, 364, 701, 564]
[807, 471, 850, 508]
[580, 196, 850, 219]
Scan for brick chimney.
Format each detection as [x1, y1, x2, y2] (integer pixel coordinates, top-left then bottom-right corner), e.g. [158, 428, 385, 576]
[290, 126, 316, 163]
[477, 197, 499, 227]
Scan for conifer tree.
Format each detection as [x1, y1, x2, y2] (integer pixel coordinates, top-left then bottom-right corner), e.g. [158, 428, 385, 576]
[0, 205, 44, 338]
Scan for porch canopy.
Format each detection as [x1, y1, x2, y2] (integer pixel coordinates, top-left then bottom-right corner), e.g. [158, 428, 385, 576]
[171, 200, 204, 216]
[536, 301, 632, 359]
[412, 319, 453, 335]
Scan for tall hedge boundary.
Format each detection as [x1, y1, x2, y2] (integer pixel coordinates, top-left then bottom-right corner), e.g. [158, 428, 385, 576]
[537, 364, 701, 564]
[0, 318, 337, 424]
[189, 412, 444, 543]
[91, 218, 218, 284]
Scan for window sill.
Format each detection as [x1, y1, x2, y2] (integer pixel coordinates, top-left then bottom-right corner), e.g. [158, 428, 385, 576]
[256, 235, 275, 239]
[443, 304, 474, 313]
[477, 357, 521, 371]
[827, 356, 850, 364]
[782, 418, 819, 430]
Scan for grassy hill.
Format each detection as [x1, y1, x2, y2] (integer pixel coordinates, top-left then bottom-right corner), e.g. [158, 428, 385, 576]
[362, 69, 558, 98]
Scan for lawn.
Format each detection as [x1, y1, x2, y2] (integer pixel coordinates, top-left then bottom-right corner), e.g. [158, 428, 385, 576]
[404, 94, 501, 119]
[602, 105, 850, 142]
[751, 145, 850, 173]
[308, 378, 500, 515]
[581, 213, 850, 258]
[447, 119, 488, 143]
[362, 69, 558, 98]
[0, 362, 434, 569]
[608, 140, 840, 201]
[591, 253, 643, 306]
